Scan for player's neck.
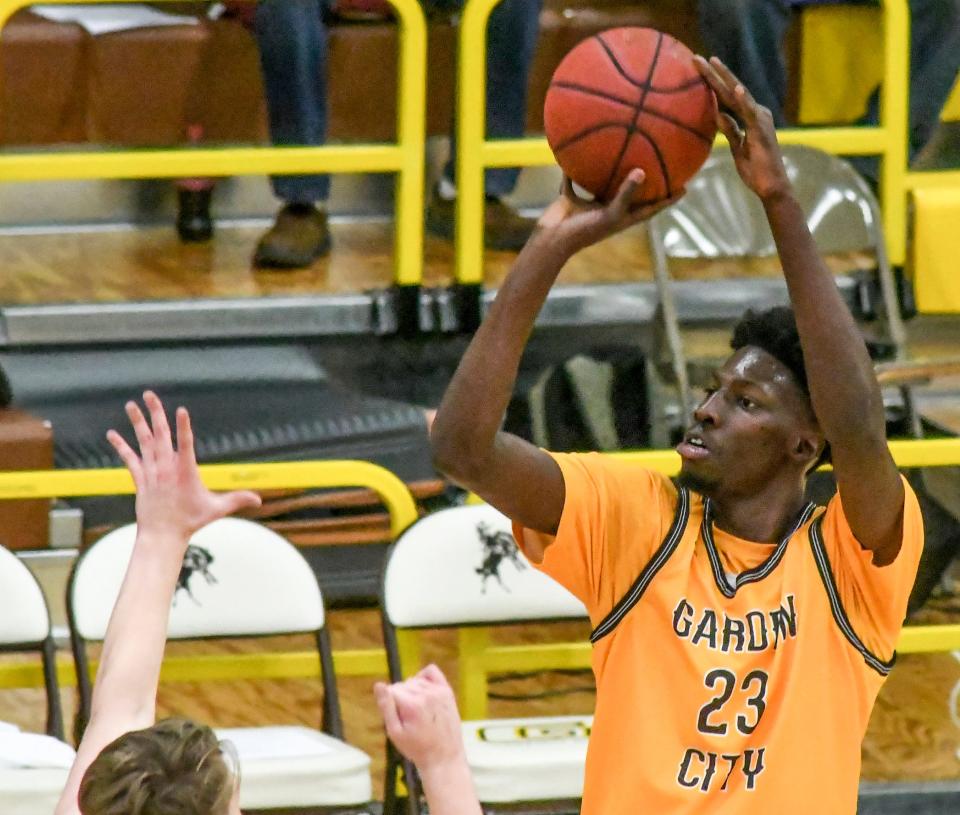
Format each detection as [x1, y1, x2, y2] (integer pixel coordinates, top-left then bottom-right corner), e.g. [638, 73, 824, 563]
[709, 486, 808, 544]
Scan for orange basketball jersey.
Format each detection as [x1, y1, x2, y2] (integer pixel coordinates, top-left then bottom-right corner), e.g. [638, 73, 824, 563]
[514, 452, 923, 815]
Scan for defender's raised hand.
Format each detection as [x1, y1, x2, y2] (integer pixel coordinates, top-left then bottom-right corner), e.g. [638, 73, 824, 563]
[537, 170, 683, 255]
[107, 391, 261, 541]
[694, 55, 791, 202]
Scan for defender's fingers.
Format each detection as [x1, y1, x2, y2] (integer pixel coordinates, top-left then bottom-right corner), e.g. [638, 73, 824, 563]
[175, 407, 198, 467]
[219, 490, 263, 516]
[107, 429, 145, 488]
[143, 391, 173, 456]
[418, 663, 448, 687]
[374, 683, 403, 737]
[126, 401, 155, 468]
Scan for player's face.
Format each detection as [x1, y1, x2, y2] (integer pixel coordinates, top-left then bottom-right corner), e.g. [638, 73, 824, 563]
[677, 346, 820, 498]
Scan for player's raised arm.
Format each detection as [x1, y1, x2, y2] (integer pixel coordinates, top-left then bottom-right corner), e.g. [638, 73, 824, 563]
[430, 174, 679, 536]
[375, 664, 481, 815]
[55, 393, 260, 815]
[695, 55, 904, 563]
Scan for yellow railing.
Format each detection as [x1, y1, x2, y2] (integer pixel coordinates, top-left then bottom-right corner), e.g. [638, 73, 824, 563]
[455, 0, 912, 283]
[0, 0, 427, 287]
[458, 437, 960, 719]
[0, 460, 422, 689]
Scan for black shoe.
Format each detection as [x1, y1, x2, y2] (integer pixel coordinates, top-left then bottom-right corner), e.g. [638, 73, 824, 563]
[254, 204, 331, 269]
[176, 187, 214, 243]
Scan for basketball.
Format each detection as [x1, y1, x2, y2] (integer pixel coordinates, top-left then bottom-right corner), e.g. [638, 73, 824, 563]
[544, 28, 718, 204]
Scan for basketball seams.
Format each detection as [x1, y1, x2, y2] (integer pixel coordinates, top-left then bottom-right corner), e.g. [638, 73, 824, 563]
[551, 82, 715, 146]
[636, 108, 714, 145]
[550, 81, 638, 112]
[592, 33, 654, 91]
[553, 122, 631, 153]
[599, 32, 666, 201]
[631, 127, 672, 199]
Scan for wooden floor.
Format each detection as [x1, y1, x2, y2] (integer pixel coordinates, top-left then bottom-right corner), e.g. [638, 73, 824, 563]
[0, 220, 875, 305]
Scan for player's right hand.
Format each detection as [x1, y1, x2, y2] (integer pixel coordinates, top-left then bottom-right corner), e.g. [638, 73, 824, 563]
[537, 170, 683, 254]
[106, 391, 261, 542]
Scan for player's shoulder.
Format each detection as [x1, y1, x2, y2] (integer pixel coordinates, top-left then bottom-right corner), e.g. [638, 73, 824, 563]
[547, 450, 677, 503]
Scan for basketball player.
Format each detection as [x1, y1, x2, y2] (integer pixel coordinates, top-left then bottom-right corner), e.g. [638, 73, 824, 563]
[55, 392, 476, 815]
[430, 56, 923, 814]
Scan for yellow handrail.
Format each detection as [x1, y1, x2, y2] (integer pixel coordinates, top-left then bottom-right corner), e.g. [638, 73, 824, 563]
[457, 437, 960, 719]
[0, 0, 427, 287]
[0, 459, 421, 688]
[455, 0, 912, 284]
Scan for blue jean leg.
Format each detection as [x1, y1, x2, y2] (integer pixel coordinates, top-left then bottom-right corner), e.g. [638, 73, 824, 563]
[696, 0, 793, 127]
[443, 0, 543, 197]
[254, 0, 331, 204]
[256, 0, 541, 204]
[849, 0, 960, 183]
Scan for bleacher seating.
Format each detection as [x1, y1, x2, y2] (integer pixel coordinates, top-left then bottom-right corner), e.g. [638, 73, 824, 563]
[0, 1, 701, 148]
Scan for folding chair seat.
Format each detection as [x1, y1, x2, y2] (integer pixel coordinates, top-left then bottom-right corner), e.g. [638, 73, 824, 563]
[68, 517, 372, 813]
[460, 714, 592, 803]
[0, 546, 72, 815]
[380, 504, 591, 815]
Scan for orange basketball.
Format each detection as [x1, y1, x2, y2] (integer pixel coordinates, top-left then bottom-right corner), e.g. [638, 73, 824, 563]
[544, 28, 717, 204]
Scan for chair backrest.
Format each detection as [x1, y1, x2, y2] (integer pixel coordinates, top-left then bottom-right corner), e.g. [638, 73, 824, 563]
[70, 517, 324, 640]
[381, 504, 586, 629]
[0, 547, 51, 646]
[0, 546, 64, 739]
[68, 518, 339, 738]
[652, 145, 881, 259]
[380, 506, 590, 815]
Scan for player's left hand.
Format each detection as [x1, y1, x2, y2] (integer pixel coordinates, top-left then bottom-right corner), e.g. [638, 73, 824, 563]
[694, 55, 791, 202]
[107, 391, 262, 542]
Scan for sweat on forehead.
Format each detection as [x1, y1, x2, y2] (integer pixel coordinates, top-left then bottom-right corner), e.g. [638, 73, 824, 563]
[730, 306, 810, 395]
[721, 346, 807, 397]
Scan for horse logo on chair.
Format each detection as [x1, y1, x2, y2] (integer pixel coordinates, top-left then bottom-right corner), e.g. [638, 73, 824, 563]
[175, 544, 218, 605]
[475, 522, 526, 592]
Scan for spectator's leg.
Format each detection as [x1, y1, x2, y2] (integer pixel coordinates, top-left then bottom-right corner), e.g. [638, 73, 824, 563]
[252, 0, 332, 267]
[430, 0, 543, 251]
[854, 0, 960, 185]
[696, 0, 792, 126]
[479, 0, 543, 198]
[905, 0, 960, 154]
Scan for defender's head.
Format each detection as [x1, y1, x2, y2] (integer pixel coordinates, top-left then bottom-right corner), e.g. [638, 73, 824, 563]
[677, 306, 828, 499]
[79, 718, 240, 815]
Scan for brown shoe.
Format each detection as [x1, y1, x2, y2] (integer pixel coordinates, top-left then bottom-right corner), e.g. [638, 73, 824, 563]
[254, 204, 330, 269]
[426, 192, 537, 252]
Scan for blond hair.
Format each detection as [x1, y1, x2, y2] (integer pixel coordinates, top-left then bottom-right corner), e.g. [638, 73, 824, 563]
[78, 718, 235, 815]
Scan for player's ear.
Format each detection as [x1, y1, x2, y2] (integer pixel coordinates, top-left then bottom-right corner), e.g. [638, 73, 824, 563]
[790, 430, 820, 468]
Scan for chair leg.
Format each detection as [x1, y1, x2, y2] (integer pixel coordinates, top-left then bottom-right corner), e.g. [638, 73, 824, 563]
[646, 219, 694, 420]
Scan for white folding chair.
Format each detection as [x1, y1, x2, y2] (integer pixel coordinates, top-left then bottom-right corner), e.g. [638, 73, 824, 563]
[380, 504, 591, 815]
[67, 517, 372, 813]
[0, 546, 73, 815]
